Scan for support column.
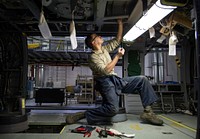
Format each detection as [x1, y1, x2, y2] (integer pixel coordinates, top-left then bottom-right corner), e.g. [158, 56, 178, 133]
[194, 0, 200, 138]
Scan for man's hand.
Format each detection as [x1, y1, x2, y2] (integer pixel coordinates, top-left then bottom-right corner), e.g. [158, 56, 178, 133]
[105, 47, 125, 73]
[117, 48, 125, 57]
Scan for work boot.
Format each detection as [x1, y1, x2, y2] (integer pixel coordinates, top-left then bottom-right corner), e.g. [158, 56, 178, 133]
[140, 111, 163, 126]
[66, 112, 85, 124]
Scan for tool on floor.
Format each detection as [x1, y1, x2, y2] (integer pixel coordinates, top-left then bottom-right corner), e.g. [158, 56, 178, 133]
[109, 128, 135, 138]
[84, 131, 92, 137]
[96, 126, 114, 138]
[71, 125, 96, 137]
[96, 127, 135, 138]
[84, 126, 96, 137]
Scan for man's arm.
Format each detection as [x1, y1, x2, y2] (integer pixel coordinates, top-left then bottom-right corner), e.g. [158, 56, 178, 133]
[105, 48, 125, 73]
[104, 19, 124, 73]
[103, 19, 123, 52]
[116, 19, 123, 43]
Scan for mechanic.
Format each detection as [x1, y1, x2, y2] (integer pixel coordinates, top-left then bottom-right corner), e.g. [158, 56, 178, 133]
[66, 19, 163, 126]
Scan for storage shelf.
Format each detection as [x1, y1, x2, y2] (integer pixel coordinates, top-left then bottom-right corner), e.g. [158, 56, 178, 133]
[152, 84, 184, 113]
[76, 75, 94, 104]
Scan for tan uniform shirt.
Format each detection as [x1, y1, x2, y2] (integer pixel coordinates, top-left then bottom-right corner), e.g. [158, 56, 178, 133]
[89, 38, 120, 77]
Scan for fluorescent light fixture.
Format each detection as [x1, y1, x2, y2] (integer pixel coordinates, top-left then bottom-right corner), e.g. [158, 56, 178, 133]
[123, 0, 176, 41]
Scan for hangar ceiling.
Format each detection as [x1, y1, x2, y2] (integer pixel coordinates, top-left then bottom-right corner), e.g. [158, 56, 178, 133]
[0, 0, 141, 36]
[0, 0, 194, 65]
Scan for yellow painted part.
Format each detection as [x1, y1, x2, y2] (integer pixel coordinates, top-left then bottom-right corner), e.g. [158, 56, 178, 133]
[28, 43, 40, 49]
[60, 126, 66, 134]
[130, 124, 143, 130]
[175, 56, 181, 68]
[158, 115, 196, 132]
[21, 98, 25, 109]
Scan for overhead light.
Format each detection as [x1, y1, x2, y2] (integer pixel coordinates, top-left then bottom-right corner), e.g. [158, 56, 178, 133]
[123, 0, 176, 41]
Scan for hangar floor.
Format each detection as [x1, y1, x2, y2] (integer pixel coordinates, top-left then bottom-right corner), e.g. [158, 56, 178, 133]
[0, 100, 197, 139]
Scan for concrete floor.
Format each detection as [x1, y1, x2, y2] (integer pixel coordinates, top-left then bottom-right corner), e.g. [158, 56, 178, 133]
[0, 109, 197, 139]
[0, 99, 197, 139]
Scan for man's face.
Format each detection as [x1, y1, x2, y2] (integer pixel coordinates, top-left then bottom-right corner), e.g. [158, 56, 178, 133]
[91, 34, 103, 49]
[91, 34, 99, 42]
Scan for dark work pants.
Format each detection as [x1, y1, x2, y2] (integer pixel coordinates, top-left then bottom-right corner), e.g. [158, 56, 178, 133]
[85, 75, 158, 124]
